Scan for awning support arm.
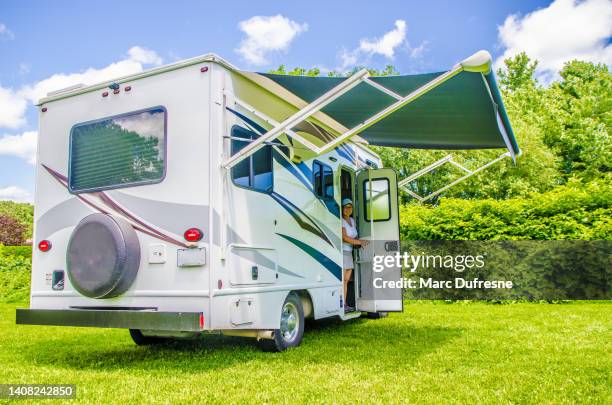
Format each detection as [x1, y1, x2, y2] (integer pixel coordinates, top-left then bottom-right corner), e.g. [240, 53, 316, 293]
[399, 151, 511, 202]
[223, 62, 466, 169]
[223, 69, 370, 169]
[228, 94, 322, 151]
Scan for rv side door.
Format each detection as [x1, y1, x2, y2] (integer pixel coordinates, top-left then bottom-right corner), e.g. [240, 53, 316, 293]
[355, 168, 403, 312]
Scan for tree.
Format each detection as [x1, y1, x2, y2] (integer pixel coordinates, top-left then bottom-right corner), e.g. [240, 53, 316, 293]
[0, 214, 27, 246]
[540, 61, 611, 181]
[268, 65, 320, 77]
[268, 64, 399, 77]
[497, 52, 538, 92]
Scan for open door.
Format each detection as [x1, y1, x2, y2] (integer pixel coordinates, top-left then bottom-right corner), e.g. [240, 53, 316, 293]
[355, 168, 403, 312]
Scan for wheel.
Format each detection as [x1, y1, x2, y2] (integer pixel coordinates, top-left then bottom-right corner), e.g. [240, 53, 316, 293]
[366, 311, 388, 319]
[260, 293, 304, 352]
[129, 329, 168, 346]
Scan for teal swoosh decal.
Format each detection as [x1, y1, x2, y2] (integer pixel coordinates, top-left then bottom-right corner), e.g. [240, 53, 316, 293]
[277, 233, 342, 281]
[270, 192, 334, 248]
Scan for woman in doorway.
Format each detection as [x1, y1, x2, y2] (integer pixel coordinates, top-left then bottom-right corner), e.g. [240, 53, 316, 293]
[341, 198, 368, 312]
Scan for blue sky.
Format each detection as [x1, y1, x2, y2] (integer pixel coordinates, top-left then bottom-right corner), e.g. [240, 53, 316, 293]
[1, 0, 611, 201]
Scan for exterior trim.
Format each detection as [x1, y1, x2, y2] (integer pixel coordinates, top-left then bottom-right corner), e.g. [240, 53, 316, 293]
[16, 308, 205, 331]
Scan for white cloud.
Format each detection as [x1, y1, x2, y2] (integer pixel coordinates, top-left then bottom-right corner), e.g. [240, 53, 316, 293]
[236, 15, 308, 65]
[339, 48, 358, 69]
[0, 131, 38, 164]
[0, 85, 28, 129]
[0, 186, 32, 203]
[497, 0, 612, 83]
[339, 20, 425, 70]
[0, 23, 14, 41]
[18, 63, 31, 75]
[409, 41, 428, 59]
[359, 20, 407, 58]
[20, 46, 164, 104]
[0, 46, 163, 131]
[127, 46, 163, 66]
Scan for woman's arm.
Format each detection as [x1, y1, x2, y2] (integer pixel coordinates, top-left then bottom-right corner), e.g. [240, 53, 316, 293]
[342, 227, 365, 246]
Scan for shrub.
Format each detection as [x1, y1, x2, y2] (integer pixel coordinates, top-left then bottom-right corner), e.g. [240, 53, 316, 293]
[400, 180, 611, 240]
[0, 201, 34, 239]
[0, 246, 32, 259]
[0, 214, 27, 246]
[0, 252, 31, 303]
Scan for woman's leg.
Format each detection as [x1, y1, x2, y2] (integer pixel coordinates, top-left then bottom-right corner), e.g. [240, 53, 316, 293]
[344, 268, 353, 306]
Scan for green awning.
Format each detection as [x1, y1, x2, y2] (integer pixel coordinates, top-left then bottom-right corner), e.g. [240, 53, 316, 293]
[260, 70, 520, 158]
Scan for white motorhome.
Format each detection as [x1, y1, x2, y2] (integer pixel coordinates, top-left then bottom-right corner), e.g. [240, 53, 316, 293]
[17, 51, 520, 351]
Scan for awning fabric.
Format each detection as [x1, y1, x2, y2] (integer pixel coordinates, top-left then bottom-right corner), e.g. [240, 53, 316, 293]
[260, 70, 520, 158]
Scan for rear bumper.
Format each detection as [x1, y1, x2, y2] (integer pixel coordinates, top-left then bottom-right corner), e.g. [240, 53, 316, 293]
[16, 308, 205, 331]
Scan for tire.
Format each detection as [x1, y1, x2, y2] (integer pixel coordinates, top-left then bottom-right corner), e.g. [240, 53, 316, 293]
[129, 329, 168, 346]
[260, 293, 304, 352]
[67, 213, 141, 299]
[366, 311, 388, 319]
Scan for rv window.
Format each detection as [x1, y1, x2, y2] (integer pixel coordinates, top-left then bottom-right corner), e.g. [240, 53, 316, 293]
[69, 107, 166, 193]
[230, 125, 272, 192]
[313, 161, 334, 199]
[363, 178, 391, 221]
[365, 159, 378, 169]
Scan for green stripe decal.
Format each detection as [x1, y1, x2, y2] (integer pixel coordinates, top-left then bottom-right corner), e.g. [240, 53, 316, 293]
[276, 233, 342, 281]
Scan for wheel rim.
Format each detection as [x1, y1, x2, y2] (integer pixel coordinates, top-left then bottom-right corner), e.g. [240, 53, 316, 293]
[280, 301, 299, 343]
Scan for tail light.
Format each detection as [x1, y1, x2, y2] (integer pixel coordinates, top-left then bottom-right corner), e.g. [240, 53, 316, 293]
[184, 228, 203, 242]
[38, 240, 52, 252]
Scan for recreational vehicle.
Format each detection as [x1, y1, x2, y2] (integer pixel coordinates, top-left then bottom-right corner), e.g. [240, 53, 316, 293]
[16, 50, 519, 351]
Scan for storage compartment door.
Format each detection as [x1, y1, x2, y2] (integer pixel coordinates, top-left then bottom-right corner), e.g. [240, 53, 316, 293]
[228, 246, 278, 286]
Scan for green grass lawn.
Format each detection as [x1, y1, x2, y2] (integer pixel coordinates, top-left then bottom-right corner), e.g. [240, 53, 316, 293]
[1, 302, 610, 404]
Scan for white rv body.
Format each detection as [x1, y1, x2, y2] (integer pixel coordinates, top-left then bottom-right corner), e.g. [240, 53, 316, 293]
[18, 51, 519, 348]
[20, 54, 397, 340]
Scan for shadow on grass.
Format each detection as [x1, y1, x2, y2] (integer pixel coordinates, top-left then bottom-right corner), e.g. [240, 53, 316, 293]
[16, 316, 462, 374]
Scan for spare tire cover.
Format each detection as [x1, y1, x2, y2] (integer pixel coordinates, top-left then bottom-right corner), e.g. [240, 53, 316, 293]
[67, 213, 140, 299]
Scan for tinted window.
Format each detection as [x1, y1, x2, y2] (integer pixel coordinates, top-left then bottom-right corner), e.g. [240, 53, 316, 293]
[313, 161, 334, 199]
[364, 178, 390, 221]
[230, 125, 273, 192]
[231, 141, 250, 188]
[323, 164, 334, 198]
[69, 107, 166, 193]
[313, 162, 323, 196]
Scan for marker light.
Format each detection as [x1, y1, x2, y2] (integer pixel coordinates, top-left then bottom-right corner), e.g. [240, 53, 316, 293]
[38, 240, 52, 252]
[102, 91, 109, 97]
[184, 228, 203, 242]
[124, 86, 132, 92]
[200, 66, 208, 73]
[41, 107, 48, 112]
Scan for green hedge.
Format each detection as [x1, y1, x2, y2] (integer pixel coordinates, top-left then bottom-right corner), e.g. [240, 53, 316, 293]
[0, 247, 31, 303]
[400, 181, 611, 240]
[0, 245, 32, 259]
